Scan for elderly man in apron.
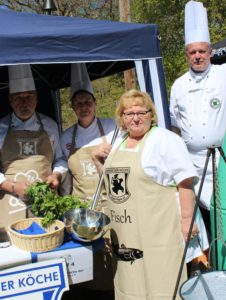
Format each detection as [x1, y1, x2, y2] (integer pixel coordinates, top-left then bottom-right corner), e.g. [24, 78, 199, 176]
[61, 64, 116, 300]
[0, 64, 67, 245]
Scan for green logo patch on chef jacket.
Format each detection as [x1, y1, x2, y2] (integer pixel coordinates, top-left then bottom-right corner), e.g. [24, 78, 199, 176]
[105, 167, 131, 203]
[210, 98, 221, 109]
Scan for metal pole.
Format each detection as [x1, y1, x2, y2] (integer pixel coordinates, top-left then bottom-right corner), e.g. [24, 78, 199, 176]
[90, 127, 119, 210]
[211, 148, 218, 269]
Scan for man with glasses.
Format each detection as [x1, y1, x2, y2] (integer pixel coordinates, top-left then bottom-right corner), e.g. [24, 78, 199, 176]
[0, 64, 67, 245]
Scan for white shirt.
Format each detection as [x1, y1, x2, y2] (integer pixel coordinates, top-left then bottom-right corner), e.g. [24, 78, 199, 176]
[170, 64, 226, 209]
[0, 112, 67, 184]
[113, 127, 198, 186]
[61, 117, 116, 158]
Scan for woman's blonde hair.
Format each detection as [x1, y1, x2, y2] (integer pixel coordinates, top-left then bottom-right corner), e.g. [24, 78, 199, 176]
[115, 89, 158, 130]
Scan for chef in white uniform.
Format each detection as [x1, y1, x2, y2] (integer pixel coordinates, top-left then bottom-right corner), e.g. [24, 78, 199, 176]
[0, 64, 67, 238]
[61, 63, 116, 199]
[170, 0, 226, 265]
[61, 64, 115, 300]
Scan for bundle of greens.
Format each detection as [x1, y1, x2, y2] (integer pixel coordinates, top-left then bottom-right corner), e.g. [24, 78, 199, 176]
[26, 182, 90, 227]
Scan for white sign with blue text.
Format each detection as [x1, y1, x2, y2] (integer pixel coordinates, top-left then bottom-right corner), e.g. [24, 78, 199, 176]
[0, 258, 69, 300]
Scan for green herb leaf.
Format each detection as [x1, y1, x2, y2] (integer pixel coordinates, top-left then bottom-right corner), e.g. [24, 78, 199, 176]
[26, 182, 90, 227]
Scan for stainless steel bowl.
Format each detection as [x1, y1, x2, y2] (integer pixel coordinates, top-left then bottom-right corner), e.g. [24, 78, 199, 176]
[64, 208, 111, 242]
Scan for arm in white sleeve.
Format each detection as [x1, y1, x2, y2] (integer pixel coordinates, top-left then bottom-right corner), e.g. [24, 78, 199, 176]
[42, 115, 68, 181]
[0, 173, 6, 185]
[169, 83, 180, 132]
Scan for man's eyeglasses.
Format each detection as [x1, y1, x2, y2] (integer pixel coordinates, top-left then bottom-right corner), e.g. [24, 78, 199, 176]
[123, 110, 151, 119]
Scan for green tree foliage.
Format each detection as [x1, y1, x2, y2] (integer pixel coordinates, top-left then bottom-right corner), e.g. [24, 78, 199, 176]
[60, 73, 125, 130]
[130, 0, 226, 95]
[0, 0, 119, 19]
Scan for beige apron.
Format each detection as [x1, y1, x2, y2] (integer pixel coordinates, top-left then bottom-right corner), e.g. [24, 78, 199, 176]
[69, 118, 114, 291]
[104, 130, 187, 300]
[0, 114, 53, 229]
[68, 118, 107, 201]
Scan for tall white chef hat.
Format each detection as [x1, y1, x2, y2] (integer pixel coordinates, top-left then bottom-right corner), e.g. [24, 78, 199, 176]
[71, 63, 93, 97]
[8, 64, 36, 94]
[185, 0, 210, 46]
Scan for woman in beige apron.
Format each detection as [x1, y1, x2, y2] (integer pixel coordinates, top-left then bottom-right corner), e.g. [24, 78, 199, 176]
[61, 90, 115, 298]
[0, 114, 53, 230]
[93, 90, 199, 300]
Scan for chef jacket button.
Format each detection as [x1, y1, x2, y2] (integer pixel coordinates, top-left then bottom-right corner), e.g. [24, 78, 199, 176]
[202, 136, 205, 139]
[203, 123, 206, 126]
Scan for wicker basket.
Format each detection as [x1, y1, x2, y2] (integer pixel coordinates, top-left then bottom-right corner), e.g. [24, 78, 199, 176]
[8, 218, 65, 253]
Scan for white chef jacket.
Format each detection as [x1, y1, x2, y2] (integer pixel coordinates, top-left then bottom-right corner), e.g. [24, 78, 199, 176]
[60, 117, 116, 195]
[113, 127, 209, 262]
[170, 64, 226, 210]
[61, 117, 116, 158]
[0, 112, 67, 184]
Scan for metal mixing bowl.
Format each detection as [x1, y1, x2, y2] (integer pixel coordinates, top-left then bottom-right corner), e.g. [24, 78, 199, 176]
[64, 208, 111, 242]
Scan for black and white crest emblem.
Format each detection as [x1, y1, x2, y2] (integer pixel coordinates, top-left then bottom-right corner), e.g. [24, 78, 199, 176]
[105, 167, 131, 203]
[17, 138, 38, 156]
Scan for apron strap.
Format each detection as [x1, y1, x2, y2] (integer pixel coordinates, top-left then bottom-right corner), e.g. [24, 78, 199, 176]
[36, 113, 45, 131]
[71, 117, 107, 149]
[97, 118, 107, 143]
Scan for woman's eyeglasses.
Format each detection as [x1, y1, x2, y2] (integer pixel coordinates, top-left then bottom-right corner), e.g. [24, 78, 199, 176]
[123, 110, 151, 119]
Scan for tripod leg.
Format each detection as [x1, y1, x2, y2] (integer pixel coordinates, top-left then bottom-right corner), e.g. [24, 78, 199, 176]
[211, 148, 219, 270]
[218, 146, 226, 164]
[172, 148, 211, 300]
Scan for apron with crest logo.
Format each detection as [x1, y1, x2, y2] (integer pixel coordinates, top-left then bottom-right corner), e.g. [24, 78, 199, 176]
[0, 114, 53, 230]
[104, 131, 187, 300]
[68, 118, 108, 203]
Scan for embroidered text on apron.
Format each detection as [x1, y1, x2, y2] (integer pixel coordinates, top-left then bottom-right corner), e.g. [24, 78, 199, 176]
[68, 118, 107, 200]
[0, 114, 53, 229]
[104, 131, 187, 300]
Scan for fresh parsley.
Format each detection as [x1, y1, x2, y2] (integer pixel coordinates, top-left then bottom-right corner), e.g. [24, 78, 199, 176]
[26, 182, 90, 227]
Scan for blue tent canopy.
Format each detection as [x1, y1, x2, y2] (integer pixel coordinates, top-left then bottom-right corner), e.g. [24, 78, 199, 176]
[0, 7, 170, 129]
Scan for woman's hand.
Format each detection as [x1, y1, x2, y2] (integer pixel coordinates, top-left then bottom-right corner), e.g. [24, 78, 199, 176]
[181, 217, 199, 242]
[91, 142, 112, 175]
[92, 143, 112, 161]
